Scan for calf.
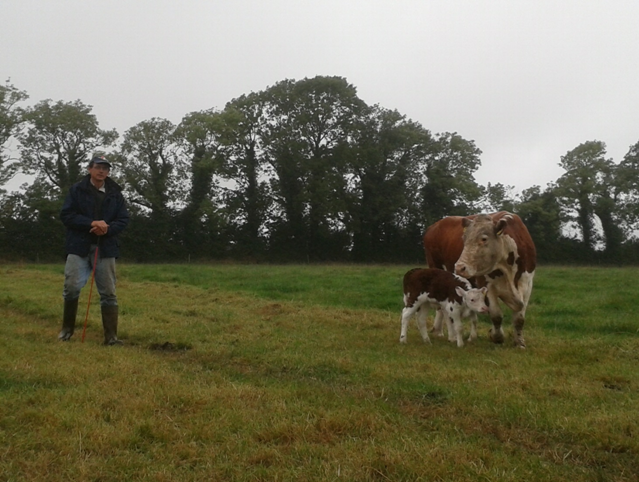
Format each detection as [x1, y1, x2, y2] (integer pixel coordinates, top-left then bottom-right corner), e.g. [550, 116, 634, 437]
[400, 268, 488, 347]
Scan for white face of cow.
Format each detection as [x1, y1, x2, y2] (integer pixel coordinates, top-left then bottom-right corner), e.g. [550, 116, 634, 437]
[455, 214, 508, 278]
[455, 286, 489, 313]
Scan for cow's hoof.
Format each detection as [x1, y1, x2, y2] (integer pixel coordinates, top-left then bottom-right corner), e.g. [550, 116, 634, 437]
[489, 330, 505, 344]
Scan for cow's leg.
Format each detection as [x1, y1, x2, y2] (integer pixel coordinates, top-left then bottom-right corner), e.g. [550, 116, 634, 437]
[513, 271, 535, 348]
[502, 287, 527, 348]
[512, 311, 526, 348]
[504, 272, 535, 348]
[431, 307, 445, 337]
[502, 300, 525, 348]
[467, 312, 478, 342]
[487, 289, 505, 344]
[400, 305, 418, 343]
[489, 314, 504, 343]
[415, 307, 431, 344]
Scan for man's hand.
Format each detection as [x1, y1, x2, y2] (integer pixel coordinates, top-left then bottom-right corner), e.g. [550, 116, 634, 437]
[90, 220, 109, 236]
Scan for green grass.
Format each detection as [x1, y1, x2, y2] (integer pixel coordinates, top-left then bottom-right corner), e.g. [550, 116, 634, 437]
[1, 263, 638, 481]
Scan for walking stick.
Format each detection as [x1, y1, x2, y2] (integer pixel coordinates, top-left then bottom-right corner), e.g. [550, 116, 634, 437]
[81, 244, 99, 343]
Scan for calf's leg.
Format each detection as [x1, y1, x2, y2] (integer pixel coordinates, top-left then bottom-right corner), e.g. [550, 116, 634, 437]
[451, 314, 465, 348]
[400, 305, 417, 344]
[446, 315, 456, 343]
[467, 312, 478, 342]
[431, 308, 445, 337]
[415, 307, 431, 344]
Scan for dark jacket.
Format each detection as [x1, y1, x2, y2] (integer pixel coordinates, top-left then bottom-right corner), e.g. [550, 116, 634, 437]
[60, 175, 129, 258]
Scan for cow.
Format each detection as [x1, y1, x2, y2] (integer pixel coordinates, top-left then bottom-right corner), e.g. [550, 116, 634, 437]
[423, 211, 536, 348]
[400, 268, 489, 347]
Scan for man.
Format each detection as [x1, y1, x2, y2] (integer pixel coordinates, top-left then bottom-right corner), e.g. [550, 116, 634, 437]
[58, 155, 130, 345]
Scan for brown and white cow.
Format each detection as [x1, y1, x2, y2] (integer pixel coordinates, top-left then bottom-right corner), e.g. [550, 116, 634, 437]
[401, 268, 489, 347]
[423, 211, 536, 348]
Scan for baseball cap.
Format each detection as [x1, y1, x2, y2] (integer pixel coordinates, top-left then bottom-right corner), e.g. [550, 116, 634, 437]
[90, 156, 112, 168]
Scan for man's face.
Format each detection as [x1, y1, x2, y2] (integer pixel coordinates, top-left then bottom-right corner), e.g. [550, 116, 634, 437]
[89, 163, 110, 184]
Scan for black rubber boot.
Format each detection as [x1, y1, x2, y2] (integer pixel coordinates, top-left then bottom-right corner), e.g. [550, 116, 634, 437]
[58, 298, 79, 341]
[102, 305, 123, 346]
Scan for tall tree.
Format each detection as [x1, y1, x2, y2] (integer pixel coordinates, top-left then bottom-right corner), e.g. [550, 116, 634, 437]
[18, 99, 117, 197]
[119, 118, 185, 257]
[0, 81, 28, 190]
[418, 132, 483, 226]
[615, 141, 639, 239]
[345, 106, 427, 261]
[262, 76, 366, 260]
[221, 93, 271, 257]
[120, 118, 184, 218]
[515, 185, 562, 261]
[555, 141, 619, 252]
[174, 109, 227, 258]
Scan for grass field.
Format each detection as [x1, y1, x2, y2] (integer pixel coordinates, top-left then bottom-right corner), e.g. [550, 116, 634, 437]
[1, 263, 638, 481]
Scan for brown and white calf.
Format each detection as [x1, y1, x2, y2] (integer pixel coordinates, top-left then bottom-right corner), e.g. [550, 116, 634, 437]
[400, 268, 488, 347]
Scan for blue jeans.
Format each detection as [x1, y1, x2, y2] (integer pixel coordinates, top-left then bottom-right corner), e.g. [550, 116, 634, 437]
[63, 245, 118, 306]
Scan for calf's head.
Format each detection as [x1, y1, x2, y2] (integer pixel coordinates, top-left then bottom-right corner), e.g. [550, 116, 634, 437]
[455, 286, 489, 313]
[455, 214, 510, 278]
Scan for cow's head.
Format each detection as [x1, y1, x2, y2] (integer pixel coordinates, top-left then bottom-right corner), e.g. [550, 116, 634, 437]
[454, 214, 510, 278]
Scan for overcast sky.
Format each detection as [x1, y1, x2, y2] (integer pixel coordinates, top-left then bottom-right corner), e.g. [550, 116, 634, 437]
[2, 0, 638, 194]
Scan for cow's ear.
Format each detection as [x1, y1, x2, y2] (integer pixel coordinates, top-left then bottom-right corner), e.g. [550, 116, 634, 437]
[455, 286, 466, 297]
[494, 218, 508, 236]
[461, 217, 472, 228]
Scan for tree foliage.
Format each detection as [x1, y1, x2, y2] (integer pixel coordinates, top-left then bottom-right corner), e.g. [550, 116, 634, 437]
[616, 141, 639, 238]
[0, 80, 28, 188]
[516, 185, 563, 261]
[18, 99, 118, 197]
[346, 107, 427, 261]
[173, 108, 228, 258]
[554, 141, 622, 253]
[2, 77, 639, 264]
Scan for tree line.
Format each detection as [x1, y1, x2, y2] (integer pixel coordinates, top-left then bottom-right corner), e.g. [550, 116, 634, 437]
[1, 76, 639, 264]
